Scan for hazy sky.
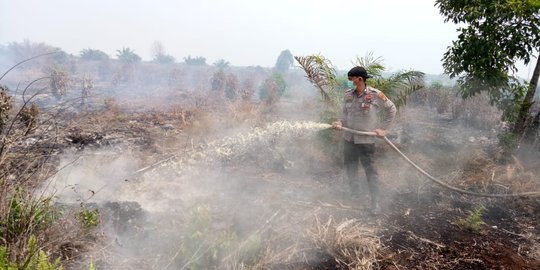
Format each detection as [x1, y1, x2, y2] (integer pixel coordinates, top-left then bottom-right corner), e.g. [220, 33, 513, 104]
[0, 0, 535, 77]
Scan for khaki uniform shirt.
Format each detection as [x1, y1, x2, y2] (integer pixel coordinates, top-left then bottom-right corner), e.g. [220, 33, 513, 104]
[342, 86, 397, 144]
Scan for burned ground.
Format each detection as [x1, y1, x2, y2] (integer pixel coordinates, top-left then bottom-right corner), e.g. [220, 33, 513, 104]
[2, 65, 539, 269]
[45, 101, 540, 270]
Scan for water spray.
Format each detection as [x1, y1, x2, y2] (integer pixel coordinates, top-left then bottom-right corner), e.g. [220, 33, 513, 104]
[120, 121, 540, 199]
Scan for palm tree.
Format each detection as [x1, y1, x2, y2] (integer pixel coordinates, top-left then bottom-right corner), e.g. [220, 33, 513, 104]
[356, 53, 425, 109]
[116, 47, 141, 64]
[295, 52, 425, 117]
[80, 48, 109, 61]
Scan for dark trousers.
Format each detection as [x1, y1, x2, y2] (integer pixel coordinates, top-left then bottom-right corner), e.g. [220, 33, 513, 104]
[343, 140, 379, 201]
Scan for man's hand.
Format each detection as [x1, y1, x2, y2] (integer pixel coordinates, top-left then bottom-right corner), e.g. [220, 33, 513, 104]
[331, 121, 343, 130]
[374, 128, 386, 138]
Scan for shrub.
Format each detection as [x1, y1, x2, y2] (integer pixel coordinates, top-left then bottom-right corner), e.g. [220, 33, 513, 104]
[0, 235, 63, 270]
[259, 73, 287, 104]
[457, 205, 486, 232]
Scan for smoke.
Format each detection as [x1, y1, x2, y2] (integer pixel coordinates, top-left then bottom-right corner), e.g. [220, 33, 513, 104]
[20, 44, 537, 268]
[47, 116, 350, 268]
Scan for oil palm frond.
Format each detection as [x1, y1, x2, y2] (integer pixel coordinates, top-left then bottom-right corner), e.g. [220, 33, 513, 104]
[354, 52, 385, 77]
[294, 55, 339, 108]
[386, 70, 425, 109]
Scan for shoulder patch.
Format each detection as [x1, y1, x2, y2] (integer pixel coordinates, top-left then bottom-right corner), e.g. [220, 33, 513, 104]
[345, 93, 353, 101]
[377, 91, 388, 101]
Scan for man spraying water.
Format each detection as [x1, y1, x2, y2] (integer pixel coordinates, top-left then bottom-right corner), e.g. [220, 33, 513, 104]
[332, 66, 397, 215]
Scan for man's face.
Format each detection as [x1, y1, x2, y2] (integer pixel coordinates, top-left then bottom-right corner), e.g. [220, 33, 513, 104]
[348, 76, 363, 87]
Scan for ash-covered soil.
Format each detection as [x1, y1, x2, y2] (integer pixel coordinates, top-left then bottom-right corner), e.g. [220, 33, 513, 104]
[47, 103, 540, 269]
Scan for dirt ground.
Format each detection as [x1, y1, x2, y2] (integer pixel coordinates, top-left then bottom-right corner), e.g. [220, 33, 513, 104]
[45, 100, 539, 270]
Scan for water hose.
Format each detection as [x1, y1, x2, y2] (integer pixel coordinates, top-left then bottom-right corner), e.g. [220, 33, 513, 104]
[339, 126, 540, 198]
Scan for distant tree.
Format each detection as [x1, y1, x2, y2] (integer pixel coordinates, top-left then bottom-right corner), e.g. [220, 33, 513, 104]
[213, 59, 230, 69]
[240, 79, 255, 101]
[151, 41, 165, 58]
[0, 45, 7, 60]
[51, 48, 70, 65]
[274, 49, 294, 73]
[224, 74, 239, 100]
[211, 70, 226, 92]
[5, 40, 64, 67]
[116, 47, 141, 64]
[151, 41, 175, 64]
[435, 0, 540, 143]
[210, 69, 239, 100]
[98, 60, 112, 80]
[81, 74, 94, 105]
[259, 73, 287, 104]
[80, 48, 109, 61]
[184, 55, 207, 66]
[153, 54, 175, 64]
[7, 40, 51, 61]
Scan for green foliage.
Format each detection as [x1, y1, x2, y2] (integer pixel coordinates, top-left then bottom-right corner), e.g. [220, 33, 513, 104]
[213, 59, 230, 69]
[7, 40, 54, 63]
[0, 236, 63, 270]
[354, 52, 425, 109]
[2, 189, 57, 244]
[493, 79, 528, 122]
[210, 70, 239, 100]
[435, 0, 540, 132]
[259, 73, 287, 104]
[0, 246, 12, 269]
[88, 259, 96, 270]
[317, 110, 344, 162]
[184, 55, 207, 66]
[80, 48, 109, 61]
[76, 205, 100, 229]
[499, 132, 519, 154]
[295, 52, 423, 162]
[296, 52, 424, 117]
[153, 53, 176, 64]
[431, 85, 453, 114]
[274, 49, 294, 73]
[294, 54, 340, 112]
[179, 204, 237, 269]
[52, 49, 70, 65]
[116, 47, 141, 64]
[150, 41, 176, 64]
[173, 204, 268, 268]
[457, 205, 486, 232]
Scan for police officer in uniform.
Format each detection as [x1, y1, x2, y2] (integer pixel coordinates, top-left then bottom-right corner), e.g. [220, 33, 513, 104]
[332, 66, 396, 214]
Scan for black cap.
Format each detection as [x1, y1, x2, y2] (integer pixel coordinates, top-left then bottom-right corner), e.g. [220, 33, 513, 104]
[347, 66, 373, 79]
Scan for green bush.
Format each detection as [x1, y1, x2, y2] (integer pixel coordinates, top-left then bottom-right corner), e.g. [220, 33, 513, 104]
[259, 73, 287, 104]
[2, 189, 57, 244]
[0, 236, 63, 270]
[76, 205, 100, 229]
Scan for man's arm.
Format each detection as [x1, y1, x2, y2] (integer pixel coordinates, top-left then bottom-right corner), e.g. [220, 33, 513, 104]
[375, 91, 396, 137]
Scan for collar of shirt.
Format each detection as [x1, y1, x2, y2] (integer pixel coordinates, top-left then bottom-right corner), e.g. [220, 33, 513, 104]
[355, 87, 369, 97]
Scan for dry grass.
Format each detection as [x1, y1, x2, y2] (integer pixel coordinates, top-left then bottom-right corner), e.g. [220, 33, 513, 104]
[457, 150, 539, 194]
[308, 216, 381, 270]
